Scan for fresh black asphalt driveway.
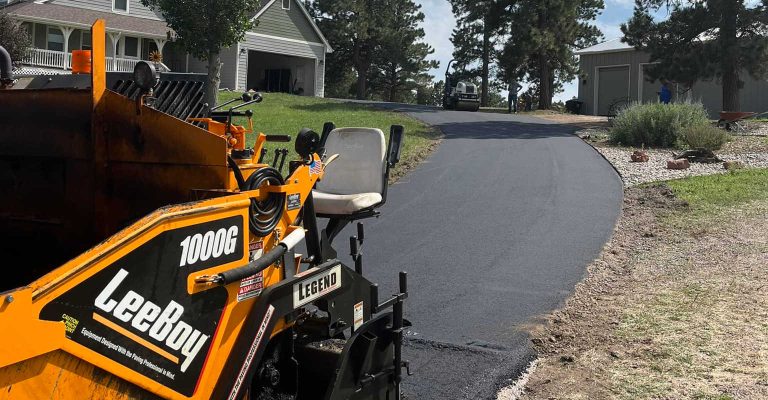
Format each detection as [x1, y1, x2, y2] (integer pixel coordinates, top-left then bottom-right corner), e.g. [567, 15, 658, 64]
[329, 104, 623, 399]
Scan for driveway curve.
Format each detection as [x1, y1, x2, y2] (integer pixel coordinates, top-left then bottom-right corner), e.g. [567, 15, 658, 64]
[331, 104, 623, 399]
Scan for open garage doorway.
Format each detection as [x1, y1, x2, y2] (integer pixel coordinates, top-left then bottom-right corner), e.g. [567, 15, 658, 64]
[246, 51, 316, 96]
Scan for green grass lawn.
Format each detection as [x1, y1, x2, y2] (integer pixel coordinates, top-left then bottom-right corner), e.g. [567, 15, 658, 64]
[666, 168, 768, 211]
[218, 92, 440, 179]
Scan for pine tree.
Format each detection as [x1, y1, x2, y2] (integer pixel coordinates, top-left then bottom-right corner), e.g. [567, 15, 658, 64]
[369, 0, 439, 103]
[449, 0, 506, 106]
[498, 0, 603, 109]
[622, 0, 768, 111]
[313, 0, 388, 99]
[416, 80, 445, 106]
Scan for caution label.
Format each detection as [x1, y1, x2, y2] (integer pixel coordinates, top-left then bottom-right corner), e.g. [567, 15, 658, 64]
[353, 301, 364, 330]
[237, 272, 264, 302]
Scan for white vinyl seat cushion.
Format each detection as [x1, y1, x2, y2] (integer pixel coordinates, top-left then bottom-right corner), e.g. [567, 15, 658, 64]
[312, 127, 387, 215]
[312, 191, 383, 215]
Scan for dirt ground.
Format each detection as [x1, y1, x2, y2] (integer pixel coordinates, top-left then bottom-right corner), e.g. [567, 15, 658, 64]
[532, 113, 609, 127]
[517, 185, 768, 400]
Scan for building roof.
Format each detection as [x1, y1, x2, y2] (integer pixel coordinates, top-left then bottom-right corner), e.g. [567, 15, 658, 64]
[576, 38, 634, 55]
[4, 0, 169, 38]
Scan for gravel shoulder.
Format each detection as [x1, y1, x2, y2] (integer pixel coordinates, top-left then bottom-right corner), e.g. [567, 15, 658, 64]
[514, 184, 768, 399]
[579, 126, 768, 187]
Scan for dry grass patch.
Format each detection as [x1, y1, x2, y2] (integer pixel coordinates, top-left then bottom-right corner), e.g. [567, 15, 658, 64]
[519, 184, 768, 400]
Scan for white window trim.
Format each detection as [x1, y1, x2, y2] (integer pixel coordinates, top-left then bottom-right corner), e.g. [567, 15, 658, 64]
[46, 26, 64, 51]
[112, 0, 129, 14]
[245, 32, 325, 48]
[282, 0, 290, 10]
[593, 64, 631, 116]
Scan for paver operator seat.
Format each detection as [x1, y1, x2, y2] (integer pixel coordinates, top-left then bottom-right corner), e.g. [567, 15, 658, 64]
[312, 125, 404, 244]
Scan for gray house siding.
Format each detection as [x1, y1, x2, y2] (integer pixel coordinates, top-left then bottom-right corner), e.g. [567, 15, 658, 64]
[219, 46, 239, 90]
[315, 56, 325, 97]
[253, 1, 322, 43]
[50, 0, 163, 20]
[579, 48, 768, 117]
[181, 47, 239, 90]
[126, 0, 163, 20]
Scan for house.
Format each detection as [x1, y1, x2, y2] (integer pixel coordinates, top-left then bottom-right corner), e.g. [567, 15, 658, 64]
[2, 0, 331, 96]
[576, 38, 768, 117]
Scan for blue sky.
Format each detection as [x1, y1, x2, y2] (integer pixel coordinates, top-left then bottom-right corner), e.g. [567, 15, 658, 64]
[415, 0, 637, 101]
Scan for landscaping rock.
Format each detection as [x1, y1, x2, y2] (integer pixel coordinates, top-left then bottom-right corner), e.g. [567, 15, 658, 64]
[667, 159, 691, 170]
[576, 128, 768, 187]
[559, 355, 575, 363]
[630, 150, 649, 162]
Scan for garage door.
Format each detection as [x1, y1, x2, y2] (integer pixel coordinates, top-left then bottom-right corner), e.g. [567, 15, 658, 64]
[597, 66, 630, 116]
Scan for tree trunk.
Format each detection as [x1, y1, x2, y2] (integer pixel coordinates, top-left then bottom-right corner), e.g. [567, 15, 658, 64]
[720, 0, 740, 111]
[356, 71, 367, 100]
[481, 15, 491, 107]
[388, 66, 397, 102]
[535, 8, 552, 110]
[538, 54, 553, 110]
[205, 50, 221, 110]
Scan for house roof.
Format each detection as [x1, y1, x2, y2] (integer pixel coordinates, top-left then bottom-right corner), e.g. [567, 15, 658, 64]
[4, 0, 169, 38]
[576, 38, 634, 55]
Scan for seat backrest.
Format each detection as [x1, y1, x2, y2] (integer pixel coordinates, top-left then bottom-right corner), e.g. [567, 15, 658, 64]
[317, 128, 386, 195]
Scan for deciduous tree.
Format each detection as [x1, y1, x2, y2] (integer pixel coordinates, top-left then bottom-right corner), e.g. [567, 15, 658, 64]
[141, 0, 261, 108]
[0, 12, 31, 67]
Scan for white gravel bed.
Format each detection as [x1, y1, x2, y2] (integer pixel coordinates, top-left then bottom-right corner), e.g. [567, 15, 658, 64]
[593, 146, 768, 187]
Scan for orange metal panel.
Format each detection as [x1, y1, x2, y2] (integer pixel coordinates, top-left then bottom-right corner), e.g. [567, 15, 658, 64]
[91, 19, 106, 109]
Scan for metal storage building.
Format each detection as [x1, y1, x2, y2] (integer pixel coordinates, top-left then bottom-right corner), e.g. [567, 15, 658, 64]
[576, 38, 768, 118]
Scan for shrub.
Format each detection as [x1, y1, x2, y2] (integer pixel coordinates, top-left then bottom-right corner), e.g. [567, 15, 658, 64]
[679, 124, 730, 151]
[610, 102, 710, 147]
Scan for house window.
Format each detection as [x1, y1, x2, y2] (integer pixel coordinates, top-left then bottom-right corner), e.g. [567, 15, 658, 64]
[47, 27, 64, 52]
[81, 31, 92, 50]
[282, 0, 290, 10]
[113, 0, 128, 13]
[123, 36, 139, 58]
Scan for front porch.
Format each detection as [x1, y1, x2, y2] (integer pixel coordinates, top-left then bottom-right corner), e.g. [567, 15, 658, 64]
[23, 47, 146, 72]
[18, 21, 172, 72]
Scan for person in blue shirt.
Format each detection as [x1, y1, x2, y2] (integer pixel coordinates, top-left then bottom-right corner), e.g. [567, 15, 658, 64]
[659, 81, 672, 104]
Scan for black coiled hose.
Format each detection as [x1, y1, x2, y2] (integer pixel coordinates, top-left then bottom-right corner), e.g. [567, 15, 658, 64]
[245, 167, 285, 237]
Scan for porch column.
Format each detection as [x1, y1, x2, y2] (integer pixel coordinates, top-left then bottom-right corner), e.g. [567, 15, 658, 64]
[58, 26, 74, 69]
[153, 38, 167, 55]
[107, 31, 122, 71]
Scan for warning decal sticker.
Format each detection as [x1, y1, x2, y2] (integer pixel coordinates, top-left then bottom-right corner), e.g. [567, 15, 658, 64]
[353, 301, 364, 330]
[237, 272, 264, 302]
